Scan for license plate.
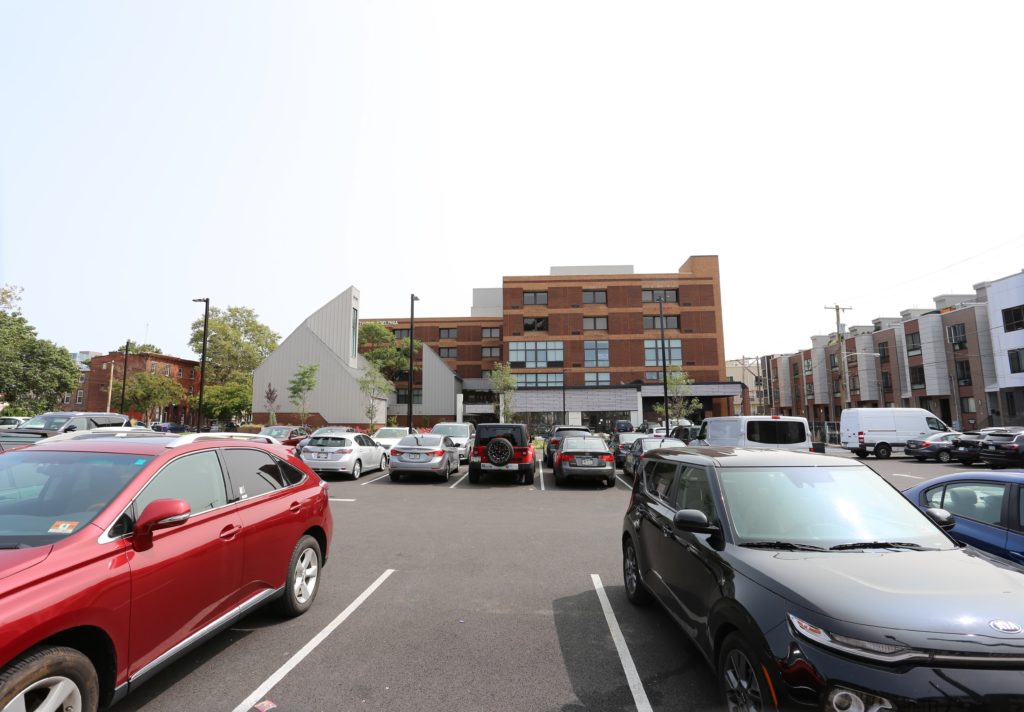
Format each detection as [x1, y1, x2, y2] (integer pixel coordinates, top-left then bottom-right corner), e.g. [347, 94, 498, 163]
[405, 454, 423, 461]
[578, 457, 595, 466]
[315, 452, 328, 459]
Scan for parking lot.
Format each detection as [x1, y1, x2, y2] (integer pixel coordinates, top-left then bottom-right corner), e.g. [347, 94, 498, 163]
[117, 451, 971, 712]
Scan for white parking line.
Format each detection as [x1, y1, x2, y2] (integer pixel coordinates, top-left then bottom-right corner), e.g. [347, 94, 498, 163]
[329, 498, 356, 502]
[590, 574, 653, 712]
[537, 461, 545, 491]
[449, 471, 469, 489]
[361, 471, 393, 485]
[891, 473, 924, 480]
[615, 475, 632, 489]
[232, 569, 395, 712]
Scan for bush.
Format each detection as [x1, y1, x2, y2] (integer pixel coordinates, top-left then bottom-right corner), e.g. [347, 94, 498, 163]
[238, 423, 262, 433]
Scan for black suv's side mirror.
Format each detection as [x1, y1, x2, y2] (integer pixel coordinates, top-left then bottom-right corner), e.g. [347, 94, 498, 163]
[673, 509, 720, 534]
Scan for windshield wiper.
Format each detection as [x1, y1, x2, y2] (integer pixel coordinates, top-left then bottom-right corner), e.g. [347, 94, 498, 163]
[829, 541, 935, 551]
[739, 541, 827, 551]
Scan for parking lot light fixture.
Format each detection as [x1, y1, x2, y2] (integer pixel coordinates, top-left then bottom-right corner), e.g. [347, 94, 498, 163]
[408, 294, 419, 433]
[193, 298, 210, 431]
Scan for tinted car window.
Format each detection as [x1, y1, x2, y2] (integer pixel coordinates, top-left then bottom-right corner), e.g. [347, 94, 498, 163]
[222, 449, 284, 499]
[432, 424, 472, 437]
[674, 466, 715, 518]
[746, 421, 806, 444]
[924, 485, 945, 508]
[644, 461, 677, 503]
[136, 451, 227, 517]
[926, 417, 947, 431]
[641, 438, 685, 452]
[309, 436, 351, 448]
[942, 482, 1006, 527]
[398, 435, 444, 447]
[562, 437, 608, 451]
[476, 427, 527, 447]
[278, 460, 307, 486]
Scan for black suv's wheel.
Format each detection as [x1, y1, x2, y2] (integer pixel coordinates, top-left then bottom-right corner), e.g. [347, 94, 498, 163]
[717, 633, 773, 712]
[0, 646, 99, 712]
[275, 535, 322, 617]
[487, 438, 514, 466]
[623, 538, 651, 605]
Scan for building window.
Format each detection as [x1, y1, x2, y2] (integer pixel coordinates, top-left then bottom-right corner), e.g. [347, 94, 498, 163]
[481, 370, 491, 379]
[791, 363, 800, 378]
[523, 291, 548, 305]
[482, 347, 501, 358]
[906, 332, 922, 357]
[642, 289, 677, 303]
[514, 373, 563, 388]
[393, 329, 410, 341]
[189, 386, 194, 396]
[439, 347, 457, 359]
[955, 360, 972, 386]
[190, 368, 196, 379]
[803, 358, 812, 374]
[396, 389, 423, 404]
[164, 365, 171, 376]
[946, 323, 967, 348]
[76, 390, 83, 404]
[909, 365, 926, 389]
[850, 376, 860, 393]
[645, 371, 664, 381]
[1003, 305, 1024, 333]
[63, 393, 71, 404]
[582, 290, 607, 304]
[509, 341, 564, 368]
[643, 339, 682, 367]
[1010, 348, 1024, 374]
[585, 373, 610, 386]
[482, 327, 500, 339]
[960, 396, 977, 413]
[523, 317, 548, 332]
[881, 371, 892, 391]
[877, 342, 890, 363]
[440, 328, 458, 339]
[584, 340, 610, 367]
[643, 315, 679, 329]
[1008, 392, 1018, 418]
[352, 307, 359, 359]
[583, 316, 608, 330]
[177, 367, 184, 378]
[79, 373, 85, 383]
[832, 378, 841, 396]
[150, 362, 157, 373]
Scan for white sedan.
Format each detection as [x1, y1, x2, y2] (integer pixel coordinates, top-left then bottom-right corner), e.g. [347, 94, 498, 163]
[299, 431, 388, 479]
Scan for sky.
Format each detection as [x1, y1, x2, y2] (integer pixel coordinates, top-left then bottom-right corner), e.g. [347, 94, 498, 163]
[2, 1, 1022, 363]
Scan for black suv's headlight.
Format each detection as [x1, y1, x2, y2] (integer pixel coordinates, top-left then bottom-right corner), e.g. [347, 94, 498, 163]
[788, 614, 924, 663]
[826, 686, 896, 712]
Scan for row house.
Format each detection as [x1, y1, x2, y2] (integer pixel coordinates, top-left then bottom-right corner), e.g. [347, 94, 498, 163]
[85, 351, 201, 424]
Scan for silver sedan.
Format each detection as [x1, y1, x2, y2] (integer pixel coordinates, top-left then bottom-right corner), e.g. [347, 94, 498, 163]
[300, 431, 388, 479]
[389, 434, 460, 483]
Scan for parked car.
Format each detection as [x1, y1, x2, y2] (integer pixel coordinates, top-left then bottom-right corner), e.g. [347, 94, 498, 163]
[622, 436, 686, 478]
[693, 415, 813, 452]
[613, 420, 634, 433]
[258, 425, 311, 446]
[430, 422, 476, 463]
[0, 431, 332, 712]
[840, 407, 951, 458]
[468, 423, 536, 485]
[9, 412, 130, 435]
[953, 427, 1024, 465]
[669, 424, 700, 443]
[389, 434, 460, 482]
[623, 446, 1024, 711]
[370, 427, 412, 454]
[0, 416, 27, 430]
[979, 428, 1024, 468]
[544, 425, 592, 466]
[552, 436, 616, 487]
[904, 431, 962, 462]
[903, 471, 1024, 565]
[150, 422, 189, 433]
[299, 430, 388, 479]
[608, 432, 648, 469]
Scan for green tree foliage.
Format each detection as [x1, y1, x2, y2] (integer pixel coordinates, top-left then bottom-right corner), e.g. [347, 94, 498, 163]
[202, 381, 253, 422]
[0, 310, 80, 415]
[188, 306, 280, 386]
[119, 342, 163, 354]
[651, 366, 704, 425]
[1, 284, 24, 314]
[358, 323, 421, 380]
[489, 362, 518, 422]
[288, 364, 319, 426]
[358, 364, 395, 432]
[112, 372, 186, 421]
[263, 382, 279, 425]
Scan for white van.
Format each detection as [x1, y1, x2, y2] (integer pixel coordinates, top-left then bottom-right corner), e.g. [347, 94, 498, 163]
[840, 407, 951, 459]
[693, 415, 813, 452]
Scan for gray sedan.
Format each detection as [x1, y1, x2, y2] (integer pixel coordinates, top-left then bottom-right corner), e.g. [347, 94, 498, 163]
[553, 436, 616, 488]
[389, 434, 460, 483]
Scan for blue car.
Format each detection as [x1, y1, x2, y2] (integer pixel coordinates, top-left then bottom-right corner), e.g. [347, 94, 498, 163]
[903, 471, 1024, 567]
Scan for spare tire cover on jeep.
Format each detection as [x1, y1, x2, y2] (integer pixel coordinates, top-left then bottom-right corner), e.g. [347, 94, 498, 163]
[486, 438, 514, 465]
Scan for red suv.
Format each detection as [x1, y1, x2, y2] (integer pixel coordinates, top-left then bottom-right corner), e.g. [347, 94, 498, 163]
[467, 423, 535, 485]
[0, 432, 332, 712]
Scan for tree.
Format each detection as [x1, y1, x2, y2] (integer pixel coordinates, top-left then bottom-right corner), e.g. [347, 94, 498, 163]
[112, 372, 185, 422]
[263, 382, 280, 425]
[0, 311, 80, 415]
[288, 364, 319, 427]
[489, 362, 518, 423]
[358, 364, 395, 433]
[188, 306, 280, 386]
[119, 342, 163, 354]
[651, 366, 704, 426]
[358, 323, 421, 380]
[1, 284, 23, 314]
[202, 381, 253, 422]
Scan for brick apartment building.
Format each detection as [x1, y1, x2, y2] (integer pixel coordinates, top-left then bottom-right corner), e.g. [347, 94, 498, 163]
[82, 351, 201, 424]
[369, 256, 740, 430]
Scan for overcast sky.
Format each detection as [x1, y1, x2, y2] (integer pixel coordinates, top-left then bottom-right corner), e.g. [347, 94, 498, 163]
[2, 1, 1022, 364]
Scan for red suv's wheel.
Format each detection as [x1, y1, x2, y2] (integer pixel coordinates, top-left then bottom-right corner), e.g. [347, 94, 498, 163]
[487, 438, 514, 466]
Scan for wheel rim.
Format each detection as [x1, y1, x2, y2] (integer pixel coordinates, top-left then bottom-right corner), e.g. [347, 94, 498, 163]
[624, 544, 640, 596]
[353, 462, 361, 479]
[380, 456, 387, 471]
[938, 451, 950, 463]
[4, 675, 83, 712]
[722, 649, 764, 712]
[293, 547, 319, 604]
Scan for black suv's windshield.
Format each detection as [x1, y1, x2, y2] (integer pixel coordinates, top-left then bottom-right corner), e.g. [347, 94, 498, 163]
[0, 450, 152, 548]
[718, 465, 953, 550]
[19, 414, 70, 431]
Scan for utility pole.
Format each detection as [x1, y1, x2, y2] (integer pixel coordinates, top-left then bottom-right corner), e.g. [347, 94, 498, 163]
[825, 305, 852, 417]
[408, 294, 419, 432]
[119, 340, 131, 414]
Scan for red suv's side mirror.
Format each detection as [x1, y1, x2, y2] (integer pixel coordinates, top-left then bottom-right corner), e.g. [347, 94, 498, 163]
[133, 498, 191, 551]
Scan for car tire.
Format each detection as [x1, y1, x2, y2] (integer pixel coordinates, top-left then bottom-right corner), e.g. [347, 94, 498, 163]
[854, 450, 868, 459]
[468, 468, 480, 484]
[937, 450, 952, 463]
[717, 632, 774, 712]
[0, 646, 99, 712]
[352, 461, 362, 480]
[274, 535, 321, 618]
[524, 465, 535, 486]
[874, 443, 892, 459]
[379, 455, 388, 472]
[622, 538, 652, 606]
[554, 473, 566, 487]
[605, 476, 615, 488]
[441, 459, 451, 483]
[915, 456, 927, 462]
[390, 471, 401, 482]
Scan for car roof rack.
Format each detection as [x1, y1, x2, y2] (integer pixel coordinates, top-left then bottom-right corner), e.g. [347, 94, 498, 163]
[165, 432, 283, 448]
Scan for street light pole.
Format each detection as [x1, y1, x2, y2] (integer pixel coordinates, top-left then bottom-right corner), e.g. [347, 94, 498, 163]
[119, 339, 131, 414]
[562, 368, 567, 424]
[657, 297, 669, 430]
[193, 298, 210, 431]
[408, 294, 419, 433]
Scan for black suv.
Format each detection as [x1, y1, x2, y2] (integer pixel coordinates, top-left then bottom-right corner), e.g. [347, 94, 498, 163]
[979, 428, 1024, 467]
[468, 423, 536, 485]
